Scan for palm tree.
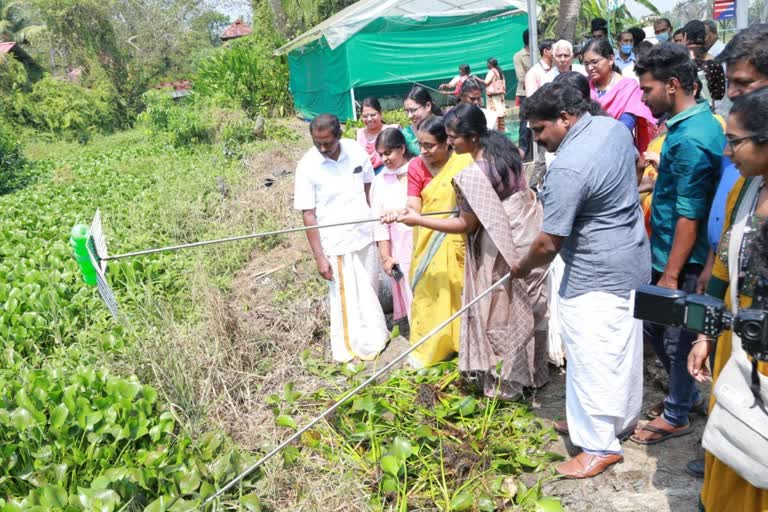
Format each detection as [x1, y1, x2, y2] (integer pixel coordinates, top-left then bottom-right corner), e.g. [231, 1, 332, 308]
[553, 0, 660, 42]
[0, 0, 45, 44]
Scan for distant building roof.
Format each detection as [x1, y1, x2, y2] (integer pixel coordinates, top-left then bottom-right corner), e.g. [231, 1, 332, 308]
[153, 80, 192, 91]
[220, 19, 252, 41]
[0, 41, 17, 54]
[0, 41, 44, 79]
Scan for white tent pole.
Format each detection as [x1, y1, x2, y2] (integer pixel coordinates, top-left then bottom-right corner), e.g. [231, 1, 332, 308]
[526, 0, 538, 68]
[736, 0, 748, 30]
[350, 86, 358, 121]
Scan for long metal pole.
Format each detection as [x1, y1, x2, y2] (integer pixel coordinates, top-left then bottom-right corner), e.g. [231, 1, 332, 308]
[526, 0, 538, 69]
[103, 211, 455, 262]
[386, 72, 445, 95]
[201, 272, 512, 509]
[736, 0, 748, 30]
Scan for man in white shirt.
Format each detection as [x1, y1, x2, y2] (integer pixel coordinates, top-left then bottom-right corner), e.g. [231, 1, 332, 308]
[543, 40, 587, 84]
[294, 114, 389, 362]
[704, 20, 725, 58]
[525, 39, 555, 96]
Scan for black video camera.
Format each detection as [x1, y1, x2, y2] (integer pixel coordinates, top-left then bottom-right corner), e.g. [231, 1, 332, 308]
[633, 284, 768, 362]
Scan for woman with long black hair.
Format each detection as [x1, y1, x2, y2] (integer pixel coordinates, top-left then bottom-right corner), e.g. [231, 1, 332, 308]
[483, 57, 506, 131]
[390, 103, 548, 399]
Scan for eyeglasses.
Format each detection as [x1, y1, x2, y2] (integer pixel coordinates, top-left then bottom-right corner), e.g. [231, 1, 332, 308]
[584, 57, 605, 69]
[361, 113, 379, 120]
[726, 135, 754, 152]
[420, 142, 442, 151]
[404, 105, 425, 115]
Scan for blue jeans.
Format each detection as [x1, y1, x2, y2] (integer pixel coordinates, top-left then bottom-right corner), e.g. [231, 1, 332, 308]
[644, 265, 703, 427]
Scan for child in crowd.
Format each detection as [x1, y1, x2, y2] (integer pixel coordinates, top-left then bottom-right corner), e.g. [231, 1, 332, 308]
[370, 128, 415, 322]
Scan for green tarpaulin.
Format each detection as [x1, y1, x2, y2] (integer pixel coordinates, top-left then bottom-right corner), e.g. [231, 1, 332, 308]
[286, 12, 528, 120]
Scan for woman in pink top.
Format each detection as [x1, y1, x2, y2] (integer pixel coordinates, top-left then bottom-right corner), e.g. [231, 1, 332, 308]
[582, 39, 657, 152]
[356, 97, 399, 175]
[370, 128, 414, 320]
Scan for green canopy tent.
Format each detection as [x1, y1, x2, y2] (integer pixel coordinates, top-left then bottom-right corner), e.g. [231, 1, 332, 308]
[276, 0, 529, 121]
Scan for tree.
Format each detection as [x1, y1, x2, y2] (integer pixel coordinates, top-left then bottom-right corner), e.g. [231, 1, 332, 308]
[554, 0, 582, 42]
[0, 0, 45, 43]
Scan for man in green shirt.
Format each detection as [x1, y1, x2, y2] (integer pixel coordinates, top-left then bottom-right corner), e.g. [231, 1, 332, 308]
[632, 43, 725, 445]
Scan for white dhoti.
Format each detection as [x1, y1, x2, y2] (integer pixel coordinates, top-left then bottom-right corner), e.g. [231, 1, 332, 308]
[558, 291, 643, 454]
[546, 255, 566, 366]
[328, 243, 389, 362]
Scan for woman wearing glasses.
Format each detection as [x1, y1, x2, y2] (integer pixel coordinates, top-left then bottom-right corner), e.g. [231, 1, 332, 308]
[688, 86, 768, 512]
[400, 116, 472, 368]
[356, 97, 400, 175]
[583, 39, 657, 152]
[402, 86, 442, 156]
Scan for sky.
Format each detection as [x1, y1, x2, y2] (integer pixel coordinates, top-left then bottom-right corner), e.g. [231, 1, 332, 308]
[625, 0, 677, 17]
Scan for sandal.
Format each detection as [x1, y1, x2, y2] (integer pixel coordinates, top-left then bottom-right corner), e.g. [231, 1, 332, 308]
[646, 397, 708, 419]
[630, 417, 694, 445]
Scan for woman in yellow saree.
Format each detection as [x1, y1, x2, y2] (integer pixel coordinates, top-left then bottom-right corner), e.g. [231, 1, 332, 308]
[687, 88, 768, 512]
[405, 116, 473, 367]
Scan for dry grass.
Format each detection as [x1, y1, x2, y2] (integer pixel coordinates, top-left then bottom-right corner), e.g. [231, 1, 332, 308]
[124, 119, 375, 511]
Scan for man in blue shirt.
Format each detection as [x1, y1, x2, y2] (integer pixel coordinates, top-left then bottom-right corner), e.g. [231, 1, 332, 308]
[515, 82, 650, 479]
[614, 31, 636, 71]
[632, 43, 724, 445]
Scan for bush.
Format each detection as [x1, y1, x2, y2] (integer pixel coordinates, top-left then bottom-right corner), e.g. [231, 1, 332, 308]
[12, 76, 122, 142]
[194, 3, 291, 117]
[0, 122, 28, 195]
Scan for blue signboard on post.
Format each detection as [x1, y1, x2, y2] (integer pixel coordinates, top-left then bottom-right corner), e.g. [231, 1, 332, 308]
[714, 0, 736, 20]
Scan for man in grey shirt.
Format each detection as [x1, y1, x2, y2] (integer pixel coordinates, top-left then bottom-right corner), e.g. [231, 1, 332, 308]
[512, 82, 650, 479]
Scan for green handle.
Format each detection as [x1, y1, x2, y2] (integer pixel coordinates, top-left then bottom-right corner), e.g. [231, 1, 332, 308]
[70, 224, 98, 286]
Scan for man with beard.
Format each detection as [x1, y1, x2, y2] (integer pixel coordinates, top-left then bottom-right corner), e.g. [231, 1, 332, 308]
[294, 114, 389, 363]
[631, 43, 725, 445]
[512, 82, 650, 478]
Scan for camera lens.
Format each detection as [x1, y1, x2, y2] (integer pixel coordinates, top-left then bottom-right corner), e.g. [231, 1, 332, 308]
[741, 320, 762, 342]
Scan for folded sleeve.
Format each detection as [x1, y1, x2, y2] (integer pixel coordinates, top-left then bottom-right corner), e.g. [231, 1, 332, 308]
[540, 167, 588, 237]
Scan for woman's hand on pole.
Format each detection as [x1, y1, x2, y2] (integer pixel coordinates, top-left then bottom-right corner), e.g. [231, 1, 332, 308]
[380, 209, 405, 224]
[396, 208, 423, 227]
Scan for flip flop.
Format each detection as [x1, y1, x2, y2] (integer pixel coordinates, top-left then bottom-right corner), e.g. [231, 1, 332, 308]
[646, 398, 708, 419]
[630, 420, 693, 445]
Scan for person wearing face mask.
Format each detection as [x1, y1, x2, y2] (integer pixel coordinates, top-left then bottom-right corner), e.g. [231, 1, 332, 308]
[370, 128, 415, 323]
[390, 103, 548, 400]
[543, 40, 587, 84]
[356, 97, 400, 175]
[654, 18, 674, 44]
[402, 116, 472, 368]
[614, 31, 637, 71]
[294, 114, 389, 363]
[402, 86, 443, 156]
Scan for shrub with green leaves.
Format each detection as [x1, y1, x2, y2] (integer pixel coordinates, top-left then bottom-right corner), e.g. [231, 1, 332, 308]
[195, 5, 291, 117]
[0, 122, 28, 195]
[12, 76, 122, 141]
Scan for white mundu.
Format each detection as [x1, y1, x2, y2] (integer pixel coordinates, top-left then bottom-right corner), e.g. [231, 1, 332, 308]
[294, 138, 389, 362]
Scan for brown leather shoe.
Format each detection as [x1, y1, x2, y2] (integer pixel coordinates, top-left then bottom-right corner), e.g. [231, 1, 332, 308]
[556, 452, 623, 479]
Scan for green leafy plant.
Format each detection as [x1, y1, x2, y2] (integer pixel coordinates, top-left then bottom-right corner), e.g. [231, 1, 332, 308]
[294, 357, 564, 510]
[195, 4, 292, 117]
[0, 121, 29, 195]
